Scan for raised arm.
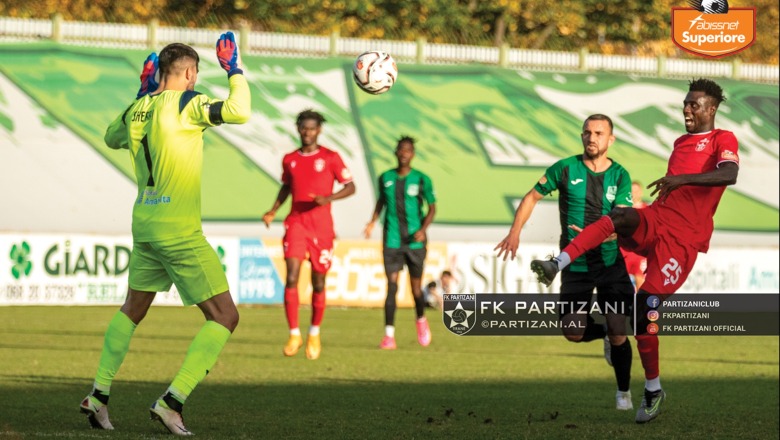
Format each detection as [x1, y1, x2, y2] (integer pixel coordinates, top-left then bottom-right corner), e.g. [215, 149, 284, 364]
[105, 52, 160, 150]
[212, 31, 250, 125]
[494, 188, 545, 261]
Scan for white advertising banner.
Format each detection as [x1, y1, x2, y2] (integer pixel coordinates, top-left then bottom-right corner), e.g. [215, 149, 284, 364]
[443, 242, 779, 294]
[0, 233, 239, 306]
[677, 248, 779, 293]
[1, 233, 777, 306]
[444, 242, 562, 294]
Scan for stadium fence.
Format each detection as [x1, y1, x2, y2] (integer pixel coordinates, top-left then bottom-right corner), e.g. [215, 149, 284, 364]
[0, 15, 777, 84]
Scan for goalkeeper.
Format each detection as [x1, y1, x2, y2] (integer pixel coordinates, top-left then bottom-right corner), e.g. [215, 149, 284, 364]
[79, 32, 250, 436]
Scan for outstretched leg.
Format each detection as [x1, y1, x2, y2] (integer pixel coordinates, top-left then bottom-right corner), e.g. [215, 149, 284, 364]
[532, 207, 641, 285]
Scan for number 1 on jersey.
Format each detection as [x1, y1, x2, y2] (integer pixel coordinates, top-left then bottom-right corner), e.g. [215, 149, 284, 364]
[141, 134, 156, 187]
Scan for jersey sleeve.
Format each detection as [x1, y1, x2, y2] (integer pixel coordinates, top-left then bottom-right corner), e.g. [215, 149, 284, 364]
[331, 152, 353, 184]
[104, 103, 133, 150]
[184, 74, 251, 128]
[533, 160, 564, 196]
[715, 130, 740, 167]
[615, 167, 633, 207]
[422, 173, 436, 204]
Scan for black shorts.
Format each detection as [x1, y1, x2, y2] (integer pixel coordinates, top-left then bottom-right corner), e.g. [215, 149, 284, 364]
[383, 247, 427, 278]
[559, 261, 634, 318]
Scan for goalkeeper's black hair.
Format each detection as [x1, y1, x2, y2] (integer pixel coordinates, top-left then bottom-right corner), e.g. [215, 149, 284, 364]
[396, 135, 416, 150]
[158, 43, 200, 76]
[296, 109, 326, 127]
[688, 78, 726, 105]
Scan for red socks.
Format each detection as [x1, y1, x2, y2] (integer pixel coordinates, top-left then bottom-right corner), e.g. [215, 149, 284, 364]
[285, 287, 327, 328]
[284, 288, 299, 330]
[311, 290, 326, 326]
[636, 334, 660, 379]
[561, 215, 615, 262]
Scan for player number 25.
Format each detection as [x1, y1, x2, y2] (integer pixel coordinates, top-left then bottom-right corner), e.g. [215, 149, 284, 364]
[661, 258, 681, 285]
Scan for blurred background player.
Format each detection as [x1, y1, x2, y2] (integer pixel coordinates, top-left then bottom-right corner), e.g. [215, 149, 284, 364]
[532, 78, 740, 423]
[496, 114, 636, 411]
[439, 270, 458, 295]
[621, 181, 649, 291]
[81, 32, 250, 436]
[423, 280, 441, 309]
[424, 270, 458, 308]
[364, 136, 437, 350]
[263, 109, 355, 360]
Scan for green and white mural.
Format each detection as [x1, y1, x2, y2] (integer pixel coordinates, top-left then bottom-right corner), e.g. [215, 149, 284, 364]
[1, 43, 777, 239]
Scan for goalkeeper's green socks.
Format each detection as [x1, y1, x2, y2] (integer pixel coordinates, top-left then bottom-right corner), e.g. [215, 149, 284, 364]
[166, 320, 232, 406]
[92, 310, 138, 402]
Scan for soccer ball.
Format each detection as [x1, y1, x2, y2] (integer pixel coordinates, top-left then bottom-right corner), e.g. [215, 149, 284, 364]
[352, 51, 398, 95]
[701, 0, 728, 13]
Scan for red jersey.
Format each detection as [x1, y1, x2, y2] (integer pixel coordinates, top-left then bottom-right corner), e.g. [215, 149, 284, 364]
[650, 129, 739, 252]
[281, 146, 352, 235]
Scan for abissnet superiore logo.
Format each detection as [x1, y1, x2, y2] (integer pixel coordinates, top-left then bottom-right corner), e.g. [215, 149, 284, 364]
[672, 0, 756, 58]
[443, 294, 476, 335]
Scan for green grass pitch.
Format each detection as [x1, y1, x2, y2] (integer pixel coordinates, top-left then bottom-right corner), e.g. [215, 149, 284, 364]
[0, 306, 777, 439]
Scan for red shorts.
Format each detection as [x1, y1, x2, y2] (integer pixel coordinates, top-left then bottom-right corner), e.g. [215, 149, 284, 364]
[621, 248, 647, 278]
[283, 221, 334, 274]
[618, 207, 698, 295]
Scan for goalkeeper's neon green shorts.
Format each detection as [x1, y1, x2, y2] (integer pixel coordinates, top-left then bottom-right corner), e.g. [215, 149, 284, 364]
[128, 234, 228, 306]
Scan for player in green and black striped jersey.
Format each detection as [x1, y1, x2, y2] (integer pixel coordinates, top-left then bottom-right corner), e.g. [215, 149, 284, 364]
[365, 136, 436, 350]
[495, 114, 636, 411]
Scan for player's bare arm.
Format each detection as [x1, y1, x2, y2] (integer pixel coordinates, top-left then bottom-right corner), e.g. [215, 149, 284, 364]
[495, 188, 544, 261]
[263, 184, 291, 228]
[648, 162, 738, 203]
[364, 199, 385, 238]
[311, 181, 356, 206]
[412, 203, 436, 242]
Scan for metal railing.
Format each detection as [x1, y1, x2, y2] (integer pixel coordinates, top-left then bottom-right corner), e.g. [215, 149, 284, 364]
[1, 15, 777, 84]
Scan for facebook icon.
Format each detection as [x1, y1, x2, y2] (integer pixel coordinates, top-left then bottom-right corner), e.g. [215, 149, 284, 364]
[646, 295, 660, 309]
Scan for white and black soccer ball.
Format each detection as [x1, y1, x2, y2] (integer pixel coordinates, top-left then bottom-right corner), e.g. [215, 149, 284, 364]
[701, 0, 728, 13]
[352, 51, 398, 95]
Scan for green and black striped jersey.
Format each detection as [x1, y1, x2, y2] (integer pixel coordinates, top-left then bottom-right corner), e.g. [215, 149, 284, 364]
[377, 169, 436, 249]
[534, 155, 632, 272]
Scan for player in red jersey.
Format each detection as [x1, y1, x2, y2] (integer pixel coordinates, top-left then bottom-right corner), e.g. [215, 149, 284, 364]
[531, 78, 739, 423]
[263, 109, 355, 360]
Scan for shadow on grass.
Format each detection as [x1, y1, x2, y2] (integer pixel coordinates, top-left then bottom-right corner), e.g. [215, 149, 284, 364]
[0, 377, 777, 440]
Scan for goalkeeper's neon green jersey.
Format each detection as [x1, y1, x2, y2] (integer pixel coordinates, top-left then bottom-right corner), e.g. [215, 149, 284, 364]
[105, 74, 251, 241]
